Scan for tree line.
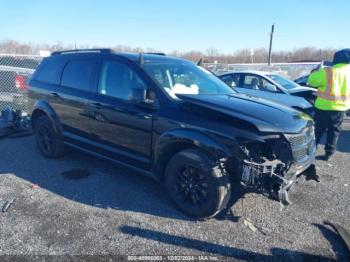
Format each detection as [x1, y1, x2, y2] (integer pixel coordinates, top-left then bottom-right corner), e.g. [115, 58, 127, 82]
[0, 39, 336, 64]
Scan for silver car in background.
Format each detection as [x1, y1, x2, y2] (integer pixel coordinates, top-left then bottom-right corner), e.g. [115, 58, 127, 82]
[218, 70, 316, 116]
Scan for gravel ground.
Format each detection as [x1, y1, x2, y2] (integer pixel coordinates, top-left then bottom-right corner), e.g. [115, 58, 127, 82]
[0, 118, 349, 261]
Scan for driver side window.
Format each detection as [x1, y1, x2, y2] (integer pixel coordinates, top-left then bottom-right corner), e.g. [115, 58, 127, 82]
[260, 78, 278, 92]
[243, 75, 262, 90]
[243, 74, 279, 92]
[98, 61, 145, 100]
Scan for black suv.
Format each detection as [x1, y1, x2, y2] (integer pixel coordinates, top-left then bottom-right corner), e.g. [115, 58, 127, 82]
[29, 49, 316, 219]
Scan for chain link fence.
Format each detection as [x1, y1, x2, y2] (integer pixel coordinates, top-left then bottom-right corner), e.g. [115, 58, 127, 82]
[0, 54, 42, 114]
[203, 62, 319, 80]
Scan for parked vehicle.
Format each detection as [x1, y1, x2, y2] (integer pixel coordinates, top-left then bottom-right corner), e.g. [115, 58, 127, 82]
[218, 71, 316, 114]
[29, 49, 316, 218]
[294, 75, 309, 87]
[294, 60, 333, 87]
[0, 56, 40, 111]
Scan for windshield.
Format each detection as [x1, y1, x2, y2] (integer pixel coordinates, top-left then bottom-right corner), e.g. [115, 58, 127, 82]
[267, 74, 299, 90]
[143, 61, 235, 99]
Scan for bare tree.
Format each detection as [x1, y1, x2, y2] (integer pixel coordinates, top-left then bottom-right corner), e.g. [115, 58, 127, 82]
[0, 39, 337, 64]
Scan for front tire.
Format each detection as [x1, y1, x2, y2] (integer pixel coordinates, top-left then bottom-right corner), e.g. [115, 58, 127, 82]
[34, 115, 64, 158]
[164, 148, 231, 219]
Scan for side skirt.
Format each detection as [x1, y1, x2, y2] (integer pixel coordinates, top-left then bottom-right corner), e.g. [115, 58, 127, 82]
[64, 141, 159, 182]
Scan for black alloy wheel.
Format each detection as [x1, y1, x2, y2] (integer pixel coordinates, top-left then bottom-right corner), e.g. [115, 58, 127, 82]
[174, 165, 209, 207]
[165, 148, 231, 219]
[37, 123, 53, 155]
[34, 115, 64, 158]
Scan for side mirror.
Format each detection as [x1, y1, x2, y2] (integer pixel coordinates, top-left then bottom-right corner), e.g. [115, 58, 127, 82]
[265, 84, 277, 92]
[130, 86, 156, 108]
[130, 86, 147, 103]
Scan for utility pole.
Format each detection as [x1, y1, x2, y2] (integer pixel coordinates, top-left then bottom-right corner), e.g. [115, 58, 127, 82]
[268, 24, 274, 66]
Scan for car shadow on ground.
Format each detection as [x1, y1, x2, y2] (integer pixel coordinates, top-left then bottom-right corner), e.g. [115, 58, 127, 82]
[314, 223, 350, 260]
[0, 136, 246, 221]
[119, 225, 342, 261]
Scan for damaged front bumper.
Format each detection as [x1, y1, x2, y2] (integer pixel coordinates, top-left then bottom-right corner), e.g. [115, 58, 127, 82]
[241, 157, 315, 205]
[240, 125, 316, 205]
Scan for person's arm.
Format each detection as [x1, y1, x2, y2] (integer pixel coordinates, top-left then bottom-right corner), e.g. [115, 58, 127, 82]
[307, 69, 327, 88]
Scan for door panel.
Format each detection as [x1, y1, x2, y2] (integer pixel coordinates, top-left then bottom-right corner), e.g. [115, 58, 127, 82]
[50, 87, 92, 138]
[52, 59, 99, 138]
[89, 60, 153, 169]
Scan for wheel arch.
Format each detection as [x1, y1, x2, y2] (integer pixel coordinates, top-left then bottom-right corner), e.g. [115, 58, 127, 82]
[31, 100, 62, 134]
[153, 128, 234, 181]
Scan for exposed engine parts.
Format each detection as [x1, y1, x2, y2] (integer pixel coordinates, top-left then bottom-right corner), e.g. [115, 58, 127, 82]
[238, 134, 313, 205]
[241, 159, 293, 205]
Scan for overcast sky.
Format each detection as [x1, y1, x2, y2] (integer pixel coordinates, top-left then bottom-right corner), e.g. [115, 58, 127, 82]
[2, 0, 349, 53]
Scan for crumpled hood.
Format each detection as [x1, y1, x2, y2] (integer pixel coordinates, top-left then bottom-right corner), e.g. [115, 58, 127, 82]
[177, 93, 312, 134]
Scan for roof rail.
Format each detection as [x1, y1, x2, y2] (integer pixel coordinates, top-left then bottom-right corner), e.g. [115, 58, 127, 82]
[144, 52, 166, 56]
[51, 48, 113, 56]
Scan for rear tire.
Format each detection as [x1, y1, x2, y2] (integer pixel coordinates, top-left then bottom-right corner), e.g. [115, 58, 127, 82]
[164, 148, 231, 219]
[34, 115, 64, 158]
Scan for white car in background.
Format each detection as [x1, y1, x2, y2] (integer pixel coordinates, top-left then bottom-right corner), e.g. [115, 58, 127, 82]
[218, 70, 317, 116]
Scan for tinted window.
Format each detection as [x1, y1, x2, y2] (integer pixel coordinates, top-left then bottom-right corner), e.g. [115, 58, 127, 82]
[61, 60, 98, 91]
[35, 59, 66, 85]
[98, 61, 145, 100]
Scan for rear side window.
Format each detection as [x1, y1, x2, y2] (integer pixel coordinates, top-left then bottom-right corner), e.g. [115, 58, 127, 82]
[61, 60, 98, 91]
[35, 59, 66, 85]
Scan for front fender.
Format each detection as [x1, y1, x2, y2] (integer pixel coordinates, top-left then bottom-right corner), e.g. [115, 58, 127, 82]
[31, 100, 62, 133]
[157, 128, 233, 158]
[153, 128, 236, 179]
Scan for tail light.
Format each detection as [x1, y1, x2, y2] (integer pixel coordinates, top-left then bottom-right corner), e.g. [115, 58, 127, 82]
[15, 75, 29, 91]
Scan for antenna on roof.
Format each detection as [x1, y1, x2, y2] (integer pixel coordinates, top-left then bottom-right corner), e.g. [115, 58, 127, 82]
[197, 58, 203, 66]
[139, 53, 144, 65]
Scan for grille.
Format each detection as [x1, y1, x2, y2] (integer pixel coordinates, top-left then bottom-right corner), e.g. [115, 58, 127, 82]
[288, 134, 306, 146]
[285, 125, 316, 163]
[292, 147, 308, 161]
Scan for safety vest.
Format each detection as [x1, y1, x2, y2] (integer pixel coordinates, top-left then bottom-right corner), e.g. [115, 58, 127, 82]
[308, 64, 350, 111]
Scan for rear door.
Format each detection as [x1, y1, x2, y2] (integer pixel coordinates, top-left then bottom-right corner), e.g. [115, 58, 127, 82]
[88, 59, 154, 170]
[51, 58, 100, 138]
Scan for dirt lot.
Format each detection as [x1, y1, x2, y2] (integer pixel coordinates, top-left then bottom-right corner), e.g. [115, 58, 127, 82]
[0, 118, 349, 261]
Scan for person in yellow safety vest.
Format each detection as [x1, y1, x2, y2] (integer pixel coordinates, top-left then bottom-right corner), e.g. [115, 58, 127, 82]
[308, 48, 350, 161]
